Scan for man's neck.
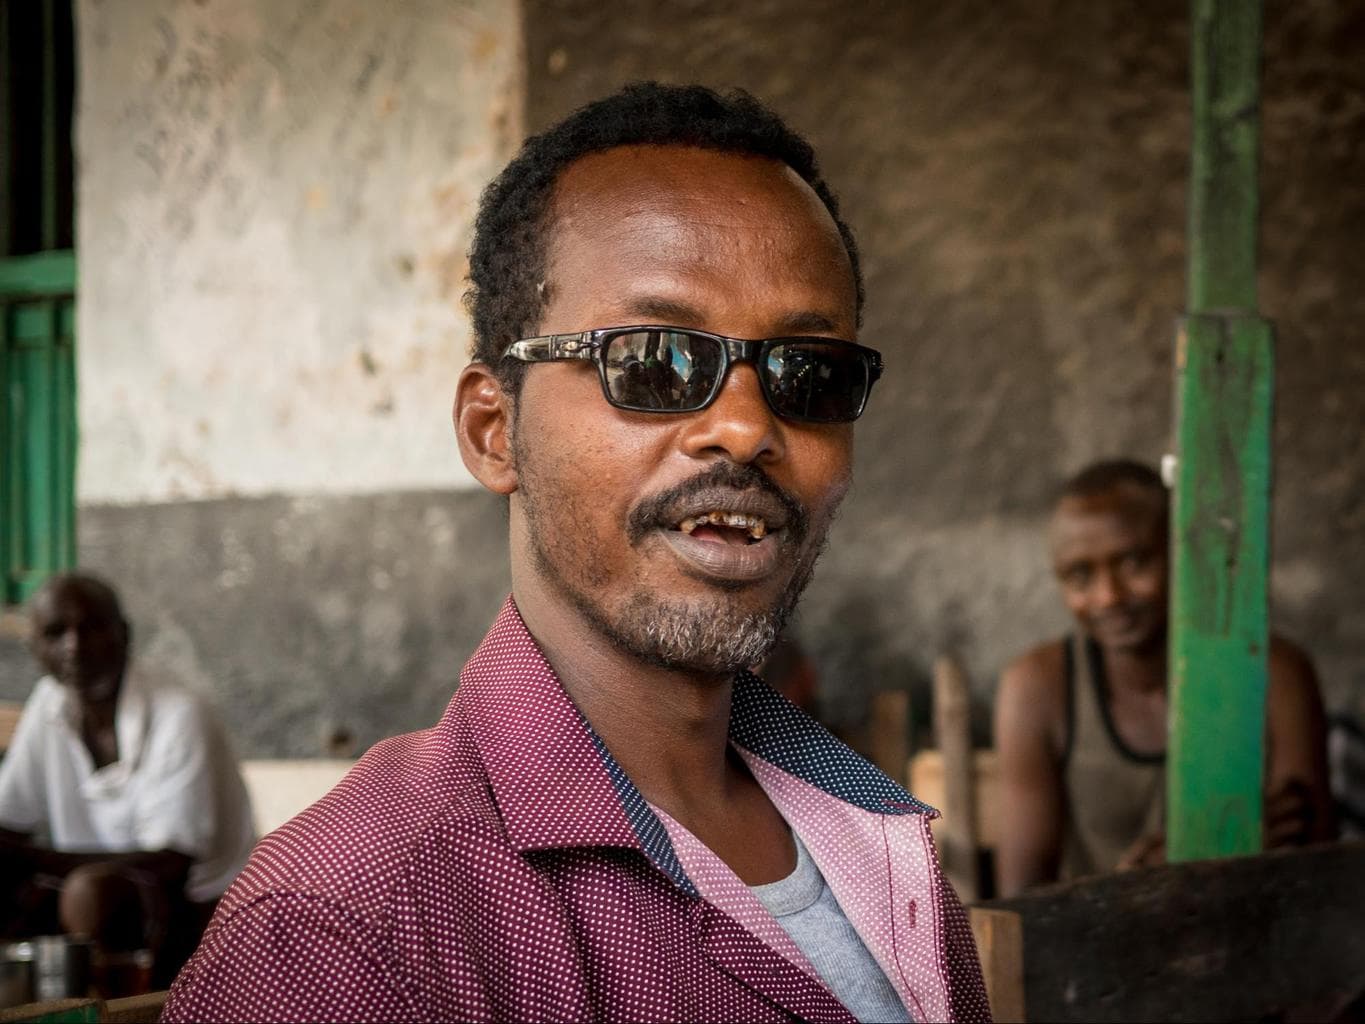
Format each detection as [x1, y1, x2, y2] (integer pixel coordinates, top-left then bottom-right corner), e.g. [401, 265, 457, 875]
[1098, 637, 1167, 695]
[511, 575, 737, 819]
[73, 672, 123, 769]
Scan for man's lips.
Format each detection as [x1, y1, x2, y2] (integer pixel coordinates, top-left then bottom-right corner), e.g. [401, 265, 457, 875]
[658, 527, 785, 583]
[626, 464, 809, 585]
[1091, 608, 1153, 637]
[653, 490, 792, 584]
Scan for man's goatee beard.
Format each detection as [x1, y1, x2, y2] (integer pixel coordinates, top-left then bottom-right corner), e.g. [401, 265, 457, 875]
[529, 534, 824, 675]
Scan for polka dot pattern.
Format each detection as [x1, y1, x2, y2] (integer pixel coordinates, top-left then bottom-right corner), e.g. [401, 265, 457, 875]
[163, 598, 988, 1023]
[730, 671, 935, 817]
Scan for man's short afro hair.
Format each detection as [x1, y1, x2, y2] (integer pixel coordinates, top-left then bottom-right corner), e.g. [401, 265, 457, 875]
[1055, 458, 1169, 528]
[465, 82, 864, 392]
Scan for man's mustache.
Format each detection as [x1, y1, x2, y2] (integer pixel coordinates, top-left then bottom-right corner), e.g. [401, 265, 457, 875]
[626, 461, 809, 545]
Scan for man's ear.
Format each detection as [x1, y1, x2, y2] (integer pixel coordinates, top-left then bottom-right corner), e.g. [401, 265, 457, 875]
[454, 363, 518, 495]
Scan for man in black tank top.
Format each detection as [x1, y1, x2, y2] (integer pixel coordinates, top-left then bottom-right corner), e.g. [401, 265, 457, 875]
[992, 459, 1336, 897]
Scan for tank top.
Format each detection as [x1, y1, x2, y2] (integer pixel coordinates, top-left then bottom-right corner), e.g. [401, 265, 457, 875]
[1060, 634, 1165, 879]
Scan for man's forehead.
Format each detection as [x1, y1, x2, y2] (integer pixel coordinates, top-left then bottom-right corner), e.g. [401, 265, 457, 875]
[31, 578, 120, 624]
[552, 143, 810, 206]
[540, 144, 856, 332]
[1050, 490, 1166, 548]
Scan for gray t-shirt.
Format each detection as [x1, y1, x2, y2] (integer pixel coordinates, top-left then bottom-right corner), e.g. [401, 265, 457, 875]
[750, 833, 913, 1023]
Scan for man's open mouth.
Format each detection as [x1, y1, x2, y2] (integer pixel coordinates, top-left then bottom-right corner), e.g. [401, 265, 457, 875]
[674, 511, 768, 545]
[645, 486, 796, 584]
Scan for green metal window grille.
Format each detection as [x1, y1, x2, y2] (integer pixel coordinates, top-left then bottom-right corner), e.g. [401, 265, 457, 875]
[1, 0, 77, 605]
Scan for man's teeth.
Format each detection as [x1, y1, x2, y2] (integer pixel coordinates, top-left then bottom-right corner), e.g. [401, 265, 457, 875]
[677, 511, 768, 540]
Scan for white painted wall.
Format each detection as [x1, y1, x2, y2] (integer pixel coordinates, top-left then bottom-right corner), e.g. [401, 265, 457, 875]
[76, 0, 523, 503]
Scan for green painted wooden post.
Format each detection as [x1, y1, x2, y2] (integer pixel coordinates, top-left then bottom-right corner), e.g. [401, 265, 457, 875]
[0, 0, 78, 605]
[1168, 0, 1272, 861]
[1, 258, 78, 606]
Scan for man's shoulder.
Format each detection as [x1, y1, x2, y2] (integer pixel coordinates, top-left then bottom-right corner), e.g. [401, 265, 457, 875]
[218, 715, 515, 924]
[1268, 634, 1316, 682]
[3, 676, 65, 752]
[19, 675, 63, 713]
[995, 638, 1070, 749]
[999, 638, 1069, 692]
[1267, 634, 1324, 710]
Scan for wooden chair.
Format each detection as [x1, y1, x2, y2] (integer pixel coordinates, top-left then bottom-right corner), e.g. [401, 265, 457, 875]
[101, 991, 168, 1023]
[0, 700, 24, 754]
[904, 655, 998, 902]
[239, 758, 354, 835]
[969, 841, 1365, 1023]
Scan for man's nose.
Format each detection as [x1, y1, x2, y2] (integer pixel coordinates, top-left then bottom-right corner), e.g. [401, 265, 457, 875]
[1090, 569, 1124, 609]
[678, 363, 785, 466]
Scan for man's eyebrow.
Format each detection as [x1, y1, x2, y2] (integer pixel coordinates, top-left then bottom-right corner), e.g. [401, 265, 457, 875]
[620, 297, 842, 336]
[622, 296, 707, 325]
[774, 310, 840, 335]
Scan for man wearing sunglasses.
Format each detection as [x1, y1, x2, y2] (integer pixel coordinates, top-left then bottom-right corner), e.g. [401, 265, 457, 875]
[165, 83, 988, 1023]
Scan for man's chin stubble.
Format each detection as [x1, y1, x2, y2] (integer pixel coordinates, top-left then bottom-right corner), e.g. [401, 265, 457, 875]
[529, 530, 827, 676]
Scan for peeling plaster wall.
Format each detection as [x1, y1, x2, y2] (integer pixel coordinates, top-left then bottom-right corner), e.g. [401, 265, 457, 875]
[76, 0, 522, 502]
[525, 0, 1365, 739]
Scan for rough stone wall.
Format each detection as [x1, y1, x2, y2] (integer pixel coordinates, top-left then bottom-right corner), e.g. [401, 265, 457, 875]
[524, 0, 1365, 739]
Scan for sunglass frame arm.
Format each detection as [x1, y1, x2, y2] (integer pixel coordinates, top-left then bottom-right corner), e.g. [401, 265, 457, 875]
[502, 333, 601, 363]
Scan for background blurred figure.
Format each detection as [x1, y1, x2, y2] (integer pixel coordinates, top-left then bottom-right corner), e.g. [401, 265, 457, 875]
[993, 460, 1335, 897]
[1328, 714, 1365, 841]
[0, 573, 255, 988]
[757, 636, 821, 716]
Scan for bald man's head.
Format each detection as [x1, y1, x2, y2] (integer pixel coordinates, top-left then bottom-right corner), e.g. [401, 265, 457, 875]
[1049, 461, 1170, 653]
[29, 572, 130, 703]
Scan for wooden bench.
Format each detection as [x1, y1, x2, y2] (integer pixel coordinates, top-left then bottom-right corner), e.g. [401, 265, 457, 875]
[0, 701, 23, 754]
[903, 655, 998, 901]
[0, 991, 166, 1024]
[969, 841, 1365, 1022]
[239, 758, 353, 834]
[99, 992, 167, 1024]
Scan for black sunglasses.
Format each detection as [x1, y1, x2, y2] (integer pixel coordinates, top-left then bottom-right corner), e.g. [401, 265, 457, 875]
[502, 326, 884, 424]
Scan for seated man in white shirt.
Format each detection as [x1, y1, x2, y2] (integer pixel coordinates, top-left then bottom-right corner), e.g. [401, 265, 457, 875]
[0, 573, 256, 987]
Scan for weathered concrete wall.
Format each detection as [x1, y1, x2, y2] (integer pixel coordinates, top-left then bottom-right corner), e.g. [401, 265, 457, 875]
[524, 0, 1365, 740]
[75, 0, 522, 502]
[77, 491, 511, 757]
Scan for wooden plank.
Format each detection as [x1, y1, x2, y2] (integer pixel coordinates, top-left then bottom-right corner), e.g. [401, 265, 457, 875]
[933, 655, 979, 901]
[908, 748, 999, 849]
[0, 700, 23, 752]
[102, 991, 169, 1024]
[985, 841, 1365, 1023]
[867, 690, 910, 784]
[0, 251, 76, 299]
[969, 907, 1026, 1024]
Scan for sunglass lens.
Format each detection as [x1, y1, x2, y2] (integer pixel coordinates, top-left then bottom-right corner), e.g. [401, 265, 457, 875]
[603, 331, 723, 411]
[763, 342, 870, 422]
